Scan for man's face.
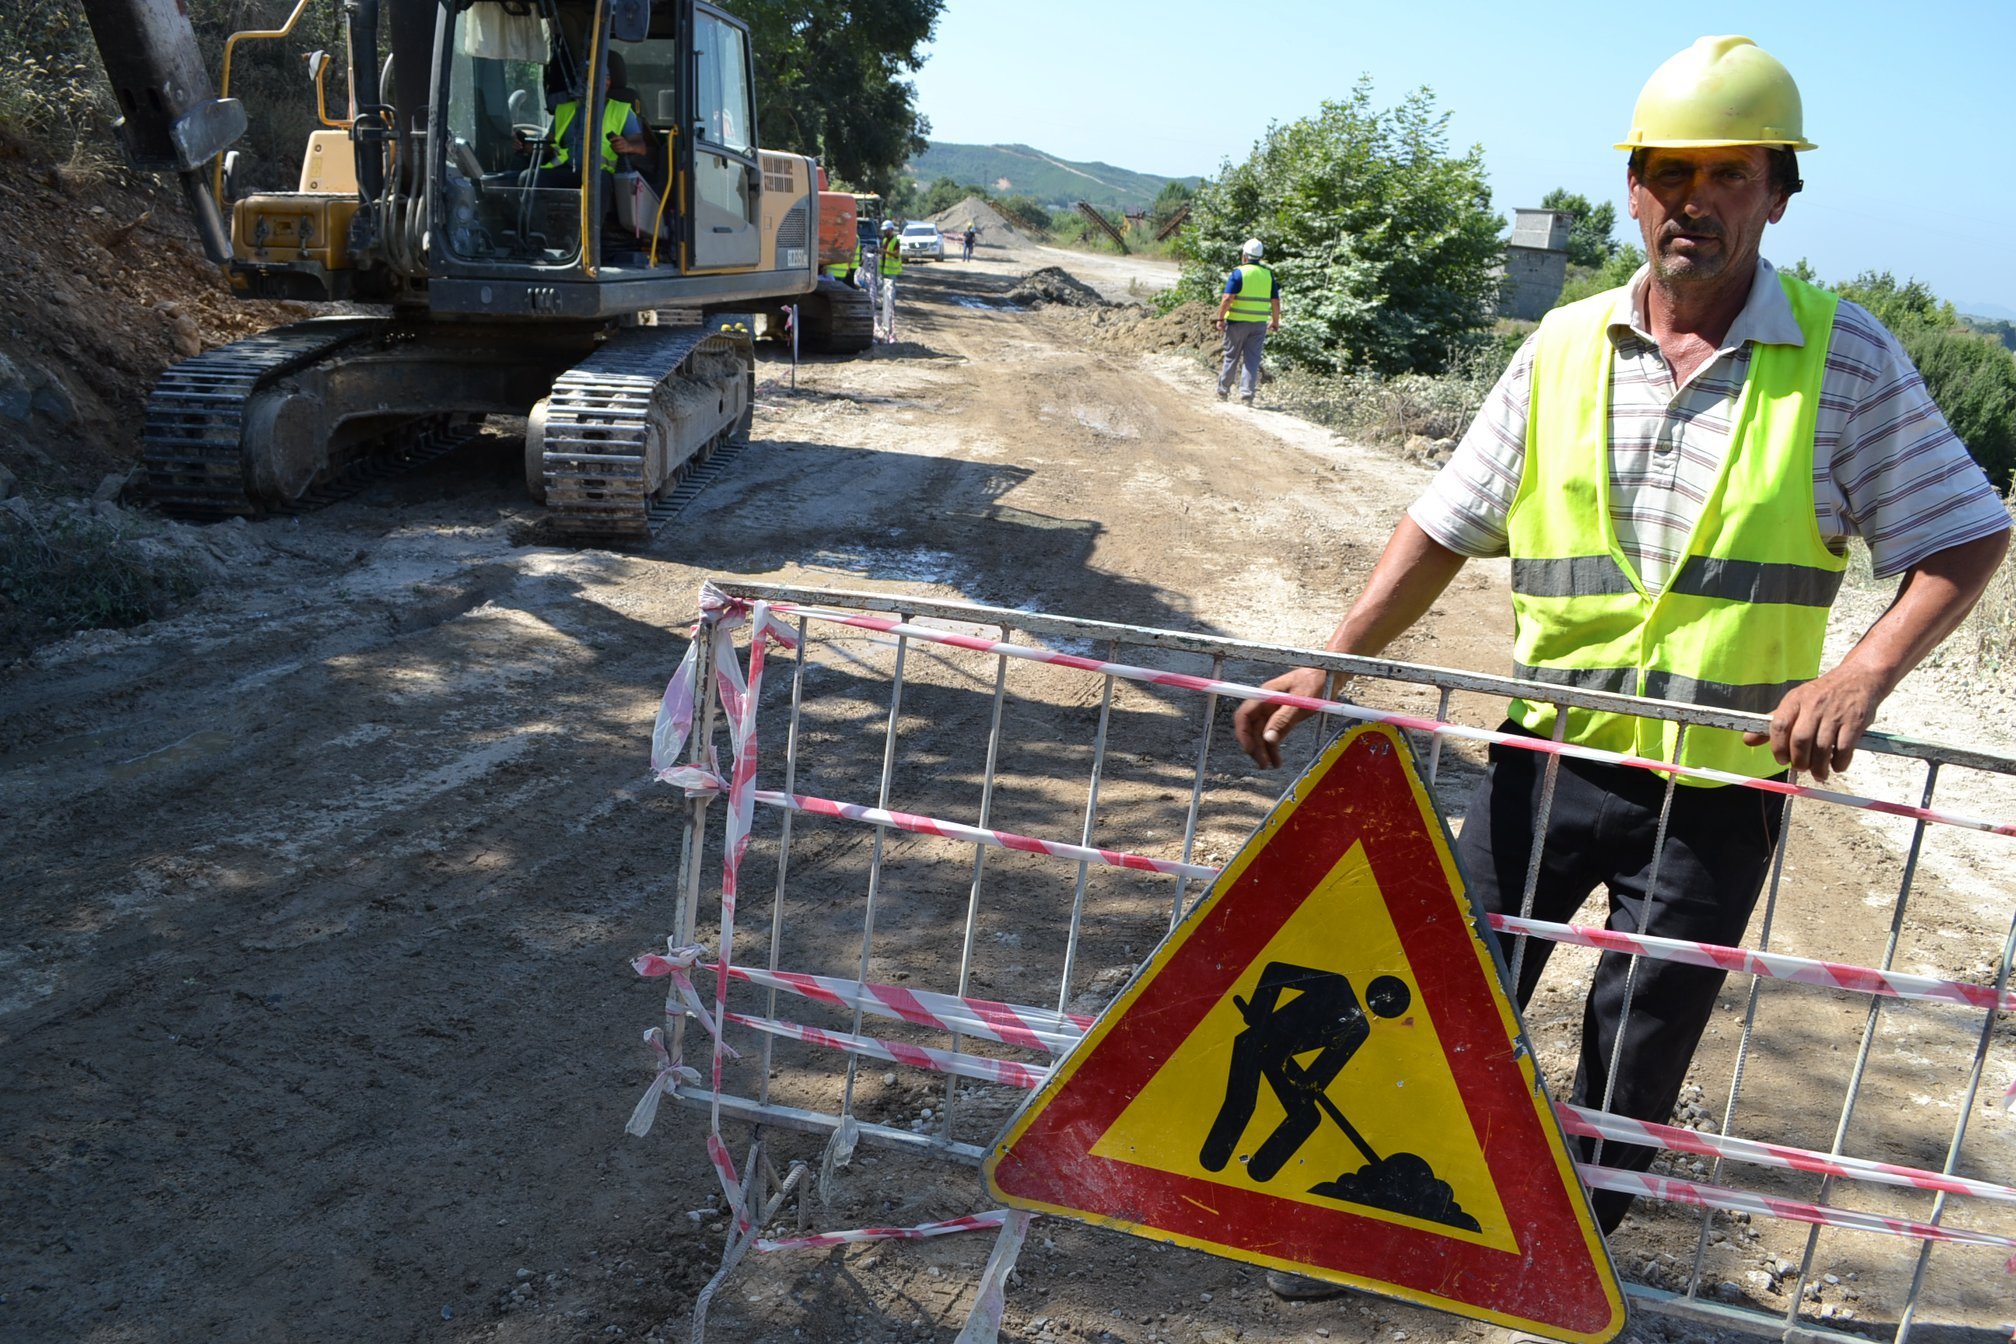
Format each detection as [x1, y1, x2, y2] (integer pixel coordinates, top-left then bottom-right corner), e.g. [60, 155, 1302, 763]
[1627, 146, 1788, 287]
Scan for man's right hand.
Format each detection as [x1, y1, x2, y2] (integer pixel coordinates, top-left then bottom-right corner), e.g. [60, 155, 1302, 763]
[1233, 666, 1331, 768]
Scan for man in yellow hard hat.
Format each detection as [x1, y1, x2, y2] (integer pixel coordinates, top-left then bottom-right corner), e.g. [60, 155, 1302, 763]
[1236, 34, 2009, 1300]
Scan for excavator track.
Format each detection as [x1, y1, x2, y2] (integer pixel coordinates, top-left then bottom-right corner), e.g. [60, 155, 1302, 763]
[535, 317, 754, 541]
[139, 318, 388, 518]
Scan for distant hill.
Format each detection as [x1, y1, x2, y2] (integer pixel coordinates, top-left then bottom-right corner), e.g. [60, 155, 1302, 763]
[903, 142, 1199, 211]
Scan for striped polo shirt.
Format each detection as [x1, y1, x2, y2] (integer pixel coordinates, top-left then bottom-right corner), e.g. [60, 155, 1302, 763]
[1410, 259, 2010, 593]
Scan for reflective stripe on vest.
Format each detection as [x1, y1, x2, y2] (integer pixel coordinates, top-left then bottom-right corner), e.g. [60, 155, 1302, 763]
[879, 236, 903, 277]
[1505, 272, 1846, 783]
[550, 98, 634, 172]
[1225, 264, 1274, 323]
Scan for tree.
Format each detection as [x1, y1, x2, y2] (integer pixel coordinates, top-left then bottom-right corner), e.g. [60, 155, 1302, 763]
[1833, 271, 1958, 337]
[1552, 243, 1644, 308]
[720, 0, 941, 198]
[1173, 80, 1505, 376]
[1903, 328, 2016, 488]
[916, 175, 982, 218]
[1148, 178, 1195, 231]
[1539, 188, 1619, 268]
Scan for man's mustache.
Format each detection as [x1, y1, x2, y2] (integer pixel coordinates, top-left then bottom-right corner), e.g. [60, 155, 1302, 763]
[1661, 220, 1724, 243]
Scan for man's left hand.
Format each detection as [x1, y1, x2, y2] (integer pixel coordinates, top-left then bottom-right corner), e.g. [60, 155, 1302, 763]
[1744, 665, 1887, 782]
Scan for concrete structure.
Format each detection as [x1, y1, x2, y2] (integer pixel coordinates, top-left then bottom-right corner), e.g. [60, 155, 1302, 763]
[1498, 208, 1573, 321]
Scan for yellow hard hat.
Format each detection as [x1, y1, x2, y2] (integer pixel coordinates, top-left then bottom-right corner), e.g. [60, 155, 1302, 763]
[1614, 35, 1816, 152]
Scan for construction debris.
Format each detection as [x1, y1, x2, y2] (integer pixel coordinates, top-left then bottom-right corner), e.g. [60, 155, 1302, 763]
[1006, 267, 1111, 309]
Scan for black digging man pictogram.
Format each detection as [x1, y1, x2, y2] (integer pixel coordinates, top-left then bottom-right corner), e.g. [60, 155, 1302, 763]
[1199, 960, 1477, 1232]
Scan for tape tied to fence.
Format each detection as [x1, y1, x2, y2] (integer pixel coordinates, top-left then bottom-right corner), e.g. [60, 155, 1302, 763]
[768, 601, 2016, 839]
[672, 777, 2015, 1017]
[1579, 1165, 2016, 1269]
[669, 962, 2016, 1221]
[641, 592, 2016, 1271]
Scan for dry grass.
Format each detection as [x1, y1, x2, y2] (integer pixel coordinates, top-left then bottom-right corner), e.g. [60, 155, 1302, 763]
[1958, 483, 2016, 676]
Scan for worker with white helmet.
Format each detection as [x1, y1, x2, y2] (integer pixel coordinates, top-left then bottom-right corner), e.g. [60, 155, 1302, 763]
[875, 219, 903, 343]
[1237, 35, 2007, 1310]
[1213, 236, 1280, 405]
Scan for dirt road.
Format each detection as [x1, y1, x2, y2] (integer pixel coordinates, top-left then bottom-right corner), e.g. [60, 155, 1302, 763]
[3, 242, 2012, 1344]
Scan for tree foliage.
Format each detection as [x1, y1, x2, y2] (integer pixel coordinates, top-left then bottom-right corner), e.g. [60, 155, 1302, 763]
[1832, 271, 1959, 336]
[1172, 81, 1505, 376]
[1539, 187, 1619, 268]
[1553, 244, 1644, 308]
[910, 175, 979, 218]
[1148, 178, 1194, 231]
[1904, 328, 2016, 488]
[719, 0, 940, 198]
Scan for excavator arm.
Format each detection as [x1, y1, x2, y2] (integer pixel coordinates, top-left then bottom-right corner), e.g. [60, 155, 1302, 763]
[79, 0, 248, 264]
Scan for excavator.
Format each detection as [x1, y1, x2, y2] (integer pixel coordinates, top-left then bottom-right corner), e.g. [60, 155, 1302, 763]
[81, 0, 874, 537]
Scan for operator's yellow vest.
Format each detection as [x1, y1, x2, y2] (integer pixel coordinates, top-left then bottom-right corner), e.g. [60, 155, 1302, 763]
[1505, 273, 1846, 782]
[550, 98, 634, 172]
[879, 235, 903, 277]
[1225, 263, 1274, 323]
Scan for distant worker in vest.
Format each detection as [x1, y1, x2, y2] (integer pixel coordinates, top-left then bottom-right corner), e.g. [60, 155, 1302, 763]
[1213, 238, 1279, 405]
[1233, 34, 2008, 1312]
[520, 50, 649, 190]
[962, 222, 979, 262]
[876, 219, 903, 343]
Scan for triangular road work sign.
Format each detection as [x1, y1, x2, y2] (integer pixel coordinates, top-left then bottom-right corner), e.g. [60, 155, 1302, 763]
[985, 724, 1625, 1342]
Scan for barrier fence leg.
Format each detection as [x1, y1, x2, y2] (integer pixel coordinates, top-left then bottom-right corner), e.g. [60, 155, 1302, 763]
[954, 1209, 1032, 1344]
[690, 1135, 809, 1344]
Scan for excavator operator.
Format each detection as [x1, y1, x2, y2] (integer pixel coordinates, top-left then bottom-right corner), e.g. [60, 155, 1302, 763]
[518, 49, 649, 190]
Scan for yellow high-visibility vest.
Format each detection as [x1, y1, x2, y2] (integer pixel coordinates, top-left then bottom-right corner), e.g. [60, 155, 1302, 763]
[879, 235, 903, 277]
[1225, 264, 1274, 323]
[549, 98, 634, 172]
[1505, 272, 1846, 782]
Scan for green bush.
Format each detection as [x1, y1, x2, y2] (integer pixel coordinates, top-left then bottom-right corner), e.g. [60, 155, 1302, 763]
[1539, 188, 1620, 269]
[1172, 79, 1505, 377]
[1553, 244, 1644, 308]
[0, 505, 202, 654]
[1902, 328, 2016, 489]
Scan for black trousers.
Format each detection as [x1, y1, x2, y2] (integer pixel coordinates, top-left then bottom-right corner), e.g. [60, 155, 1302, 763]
[1455, 723, 1785, 1233]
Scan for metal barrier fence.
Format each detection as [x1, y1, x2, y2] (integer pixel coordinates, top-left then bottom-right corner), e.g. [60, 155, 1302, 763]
[636, 579, 2016, 1344]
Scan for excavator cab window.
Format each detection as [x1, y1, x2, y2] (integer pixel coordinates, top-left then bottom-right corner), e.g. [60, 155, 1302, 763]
[687, 6, 758, 269]
[443, 3, 584, 265]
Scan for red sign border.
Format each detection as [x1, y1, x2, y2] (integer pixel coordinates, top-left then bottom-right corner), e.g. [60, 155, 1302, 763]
[984, 725, 1624, 1341]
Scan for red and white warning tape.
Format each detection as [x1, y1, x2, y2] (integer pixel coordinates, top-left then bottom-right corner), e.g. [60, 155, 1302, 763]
[770, 602, 2016, 838]
[1559, 1105, 2016, 1206]
[754, 1208, 1013, 1254]
[654, 959, 2016, 1229]
[639, 591, 2016, 1275]
[713, 962, 1092, 1052]
[720, 1010, 1051, 1090]
[1489, 913, 2016, 1014]
[665, 771, 2016, 1017]
[752, 787, 1216, 880]
[1580, 1165, 2016, 1268]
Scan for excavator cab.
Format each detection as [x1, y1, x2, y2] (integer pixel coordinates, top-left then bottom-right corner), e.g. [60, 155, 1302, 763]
[426, 0, 798, 317]
[80, 0, 860, 535]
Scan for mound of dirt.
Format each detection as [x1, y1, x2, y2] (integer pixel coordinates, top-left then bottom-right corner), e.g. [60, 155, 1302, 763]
[1055, 298, 1219, 355]
[924, 195, 1027, 248]
[0, 148, 306, 496]
[1005, 266, 1110, 308]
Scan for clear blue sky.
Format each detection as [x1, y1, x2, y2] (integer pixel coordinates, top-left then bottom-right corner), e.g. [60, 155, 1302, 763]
[911, 1, 2016, 316]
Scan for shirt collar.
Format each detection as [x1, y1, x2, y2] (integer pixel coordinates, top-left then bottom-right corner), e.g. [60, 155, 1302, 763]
[1609, 257, 1803, 351]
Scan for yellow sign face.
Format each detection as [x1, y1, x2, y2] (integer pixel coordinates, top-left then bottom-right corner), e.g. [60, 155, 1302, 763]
[986, 725, 1625, 1343]
[1090, 837, 1518, 1252]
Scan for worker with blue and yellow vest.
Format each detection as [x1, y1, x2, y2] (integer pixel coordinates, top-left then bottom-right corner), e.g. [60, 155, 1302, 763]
[875, 219, 903, 343]
[1233, 34, 2008, 1295]
[522, 51, 648, 189]
[1213, 237, 1279, 405]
